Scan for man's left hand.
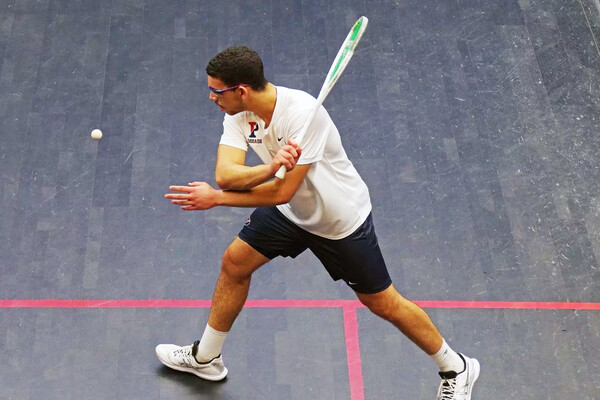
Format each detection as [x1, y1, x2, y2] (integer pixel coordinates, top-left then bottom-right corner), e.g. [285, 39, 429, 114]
[165, 182, 219, 210]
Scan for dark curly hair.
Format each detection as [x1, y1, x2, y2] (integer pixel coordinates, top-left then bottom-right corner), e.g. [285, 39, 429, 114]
[206, 46, 268, 91]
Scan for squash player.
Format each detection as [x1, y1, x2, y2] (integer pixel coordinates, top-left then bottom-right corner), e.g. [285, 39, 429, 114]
[156, 46, 480, 400]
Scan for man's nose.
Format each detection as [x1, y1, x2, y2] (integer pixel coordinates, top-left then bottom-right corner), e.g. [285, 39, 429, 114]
[209, 92, 217, 101]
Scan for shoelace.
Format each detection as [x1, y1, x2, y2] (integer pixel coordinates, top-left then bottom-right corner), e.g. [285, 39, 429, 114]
[439, 378, 457, 400]
[172, 341, 201, 366]
[173, 346, 193, 357]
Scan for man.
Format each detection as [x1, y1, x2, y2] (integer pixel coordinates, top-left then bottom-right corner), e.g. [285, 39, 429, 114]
[156, 46, 479, 399]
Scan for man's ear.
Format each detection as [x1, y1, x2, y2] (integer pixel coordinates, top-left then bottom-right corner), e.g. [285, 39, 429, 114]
[238, 85, 251, 100]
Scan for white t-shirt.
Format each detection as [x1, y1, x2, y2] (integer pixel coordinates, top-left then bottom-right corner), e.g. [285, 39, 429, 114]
[219, 86, 371, 240]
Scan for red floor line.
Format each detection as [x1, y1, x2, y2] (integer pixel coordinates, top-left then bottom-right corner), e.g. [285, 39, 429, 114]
[0, 299, 599, 309]
[343, 306, 364, 400]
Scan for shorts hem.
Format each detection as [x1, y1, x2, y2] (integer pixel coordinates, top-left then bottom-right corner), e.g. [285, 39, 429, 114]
[237, 235, 277, 260]
[350, 279, 393, 295]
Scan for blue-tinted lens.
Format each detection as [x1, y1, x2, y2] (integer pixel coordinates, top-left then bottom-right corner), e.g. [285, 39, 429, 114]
[208, 84, 248, 95]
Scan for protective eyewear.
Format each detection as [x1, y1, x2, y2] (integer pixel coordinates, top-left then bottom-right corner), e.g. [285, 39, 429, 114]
[208, 84, 250, 96]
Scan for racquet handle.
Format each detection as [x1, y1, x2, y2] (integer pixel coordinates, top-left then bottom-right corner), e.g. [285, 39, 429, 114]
[275, 164, 287, 179]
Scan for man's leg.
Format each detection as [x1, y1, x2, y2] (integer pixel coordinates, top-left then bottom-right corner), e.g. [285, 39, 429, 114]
[355, 284, 443, 355]
[356, 284, 479, 399]
[155, 237, 269, 380]
[207, 237, 270, 332]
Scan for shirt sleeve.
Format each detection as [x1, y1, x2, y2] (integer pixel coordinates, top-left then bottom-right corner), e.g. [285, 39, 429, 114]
[289, 105, 330, 165]
[219, 114, 248, 151]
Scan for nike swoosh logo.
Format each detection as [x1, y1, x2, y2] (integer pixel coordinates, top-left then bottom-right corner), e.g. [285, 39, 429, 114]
[277, 137, 283, 141]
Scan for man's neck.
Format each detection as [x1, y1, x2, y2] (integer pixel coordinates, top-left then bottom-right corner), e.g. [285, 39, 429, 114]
[247, 83, 277, 127]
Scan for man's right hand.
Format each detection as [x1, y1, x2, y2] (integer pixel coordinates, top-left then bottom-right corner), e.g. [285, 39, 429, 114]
[271, 139, 302, 174]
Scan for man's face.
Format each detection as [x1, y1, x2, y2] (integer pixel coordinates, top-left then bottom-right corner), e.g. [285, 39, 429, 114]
[207, 76, 245, 115]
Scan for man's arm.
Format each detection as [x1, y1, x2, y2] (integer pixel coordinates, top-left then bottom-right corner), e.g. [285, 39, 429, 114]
[166, 164, 311, 210]
[215, 142, 301, 190]
[215, 145, 273, 190]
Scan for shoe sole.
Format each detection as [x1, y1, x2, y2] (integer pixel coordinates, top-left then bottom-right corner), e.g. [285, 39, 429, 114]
[465, 358, 480, 400]
[156, 351, 228, 381]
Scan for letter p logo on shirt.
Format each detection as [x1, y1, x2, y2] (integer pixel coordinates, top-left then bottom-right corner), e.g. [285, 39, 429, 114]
[248, 122, 259, 138]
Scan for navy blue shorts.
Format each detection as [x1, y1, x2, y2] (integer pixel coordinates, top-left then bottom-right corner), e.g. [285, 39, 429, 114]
[238, 207, 392, 294]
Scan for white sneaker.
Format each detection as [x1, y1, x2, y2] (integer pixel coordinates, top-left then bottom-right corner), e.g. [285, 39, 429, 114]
[436, 354, 480, 400]
[155, 340, 228, 381]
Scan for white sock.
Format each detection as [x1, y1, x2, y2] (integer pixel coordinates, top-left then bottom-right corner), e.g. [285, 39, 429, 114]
[431, 339, 465, 373]
[194, 324, 228, 363]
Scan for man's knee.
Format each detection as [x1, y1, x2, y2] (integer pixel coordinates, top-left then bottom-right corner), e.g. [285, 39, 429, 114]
[360, 297, 394, 320]
[220, 238, 268, 281]
[221, 247, 251, 280]
[357, 285, 404, 320]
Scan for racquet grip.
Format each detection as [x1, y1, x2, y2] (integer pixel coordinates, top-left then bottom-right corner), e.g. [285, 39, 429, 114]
[275, 164, 287, 179]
